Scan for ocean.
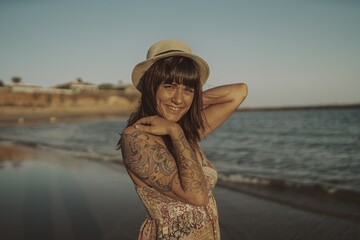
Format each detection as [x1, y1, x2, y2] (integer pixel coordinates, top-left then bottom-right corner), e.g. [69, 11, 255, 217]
[1, 108, 359, 221]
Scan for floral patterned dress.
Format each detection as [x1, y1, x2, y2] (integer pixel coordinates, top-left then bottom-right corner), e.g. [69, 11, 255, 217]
[135, 159, 220, 240]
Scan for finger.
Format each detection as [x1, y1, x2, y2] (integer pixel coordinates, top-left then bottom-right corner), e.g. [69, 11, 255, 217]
[134, 116, 155, 126]
[135, 115, 161, 126]
[134, 124, 153, 133]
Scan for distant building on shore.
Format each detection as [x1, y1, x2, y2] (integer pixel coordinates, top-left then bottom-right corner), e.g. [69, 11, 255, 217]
[53, 78, 99, 93]
[0, 77, 138, 94]
[0, 77, 140, 108]
[0, 77, 53, 94]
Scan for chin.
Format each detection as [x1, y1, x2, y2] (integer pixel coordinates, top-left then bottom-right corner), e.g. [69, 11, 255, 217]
[164, 115, 181, 123]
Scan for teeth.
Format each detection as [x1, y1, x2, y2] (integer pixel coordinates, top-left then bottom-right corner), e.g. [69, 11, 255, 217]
[167, 105, 180, 111]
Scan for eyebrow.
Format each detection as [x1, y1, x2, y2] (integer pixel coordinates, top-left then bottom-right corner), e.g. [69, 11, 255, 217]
[163, 82, 195, 89]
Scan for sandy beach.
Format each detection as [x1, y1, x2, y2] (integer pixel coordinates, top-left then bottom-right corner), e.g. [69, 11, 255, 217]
[0, 85, 140, 127]
[0, 143, 359, 240]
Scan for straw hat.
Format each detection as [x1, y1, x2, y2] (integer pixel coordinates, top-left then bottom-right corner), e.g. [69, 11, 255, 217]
[132, 40, 210, 91]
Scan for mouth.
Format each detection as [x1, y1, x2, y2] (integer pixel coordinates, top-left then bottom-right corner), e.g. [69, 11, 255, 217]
[166, 105, 181, 112]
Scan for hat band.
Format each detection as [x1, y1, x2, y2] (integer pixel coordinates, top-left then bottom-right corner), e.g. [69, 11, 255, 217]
[154, 50, 184, 57]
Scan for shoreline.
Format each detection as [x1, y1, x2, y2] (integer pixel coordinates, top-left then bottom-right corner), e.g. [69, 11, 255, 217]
[1, 103, 359, 127]
[217, 179, 360, 223]
[240, 103, 360, 112]
[0, 107, 131, 127]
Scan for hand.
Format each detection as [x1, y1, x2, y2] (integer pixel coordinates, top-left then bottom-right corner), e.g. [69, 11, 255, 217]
[134, 115, 180, 136]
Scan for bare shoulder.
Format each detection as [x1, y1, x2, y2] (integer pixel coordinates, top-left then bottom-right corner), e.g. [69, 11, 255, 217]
[120, 126, 177, 192]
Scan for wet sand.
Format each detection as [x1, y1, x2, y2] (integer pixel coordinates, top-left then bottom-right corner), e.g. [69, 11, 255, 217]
[0, 144, 359, 240]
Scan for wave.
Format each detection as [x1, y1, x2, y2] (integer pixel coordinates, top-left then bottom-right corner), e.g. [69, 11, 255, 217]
[217, 173, 360, 222]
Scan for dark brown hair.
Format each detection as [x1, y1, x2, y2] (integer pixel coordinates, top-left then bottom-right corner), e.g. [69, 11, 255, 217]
[126, 56, 206, 147]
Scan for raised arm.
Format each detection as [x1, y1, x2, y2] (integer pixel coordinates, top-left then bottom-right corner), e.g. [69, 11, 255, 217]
[121, 120, 209, 206]
[201, 83, 248, 138]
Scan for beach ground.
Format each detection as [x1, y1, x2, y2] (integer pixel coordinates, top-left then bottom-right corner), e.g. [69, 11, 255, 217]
[0, 144, 359, 240]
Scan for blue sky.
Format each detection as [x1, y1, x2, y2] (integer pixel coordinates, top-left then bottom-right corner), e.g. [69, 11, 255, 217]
[1, 0, 359, 107]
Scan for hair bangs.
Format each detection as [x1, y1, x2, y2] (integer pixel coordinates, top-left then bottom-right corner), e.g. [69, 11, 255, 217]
[162, 57, 201, 90]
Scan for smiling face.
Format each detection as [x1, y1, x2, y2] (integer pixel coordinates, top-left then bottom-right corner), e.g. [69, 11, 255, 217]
[135, 56, 203, 135]
[156, 82, 195, 122]
[131, 56, 205, 144]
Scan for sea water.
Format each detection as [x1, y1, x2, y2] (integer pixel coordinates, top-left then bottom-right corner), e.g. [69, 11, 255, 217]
[1, 108, 359, 216]
[202, 109, 360, 192]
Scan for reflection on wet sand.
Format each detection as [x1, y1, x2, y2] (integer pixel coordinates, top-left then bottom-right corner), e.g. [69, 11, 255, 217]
[0, 144, 113, 171]
[0, 145, 38, 168]
[0, 144, 145, 240]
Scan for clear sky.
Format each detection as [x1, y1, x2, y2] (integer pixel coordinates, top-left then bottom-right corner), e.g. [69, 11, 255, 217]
[1, 0, 359, 107]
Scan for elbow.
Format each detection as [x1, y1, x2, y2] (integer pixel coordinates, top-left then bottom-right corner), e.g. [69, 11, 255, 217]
[237, 83, 248, 98]
[188, 194, 210, 206]
[230, 83, 248, 107]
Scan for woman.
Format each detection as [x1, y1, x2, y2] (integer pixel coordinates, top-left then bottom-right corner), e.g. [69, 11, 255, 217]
[119, 40, 247, 239]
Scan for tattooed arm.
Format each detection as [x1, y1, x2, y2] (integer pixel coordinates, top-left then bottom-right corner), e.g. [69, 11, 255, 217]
[121, 119, 209, 206]
[121, 129, 178, 192]
[168, 124, 209, 205]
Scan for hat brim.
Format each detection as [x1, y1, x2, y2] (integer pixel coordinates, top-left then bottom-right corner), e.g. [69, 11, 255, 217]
[132, 52, 210, 91]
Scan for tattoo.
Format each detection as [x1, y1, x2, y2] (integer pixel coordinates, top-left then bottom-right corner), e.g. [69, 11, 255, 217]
[120, 130, 208, 197]
[172, 132, 208, 195]
[120, 131, 177, 191]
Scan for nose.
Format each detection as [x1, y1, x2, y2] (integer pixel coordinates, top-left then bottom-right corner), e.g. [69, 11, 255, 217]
[171, 89, 183, 105]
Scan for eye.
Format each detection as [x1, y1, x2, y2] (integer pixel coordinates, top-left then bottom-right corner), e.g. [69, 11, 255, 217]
[185, 87, 194, 94]
[163, 84, 176, 90]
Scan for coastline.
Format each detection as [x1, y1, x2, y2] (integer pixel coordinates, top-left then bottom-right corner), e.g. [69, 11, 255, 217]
[240, 103, 360, 112]
[0, 85, 139, 127]
[2, 103, 360, 128]
[1, 143, 359, 240]
[0, 106, 132, 127]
